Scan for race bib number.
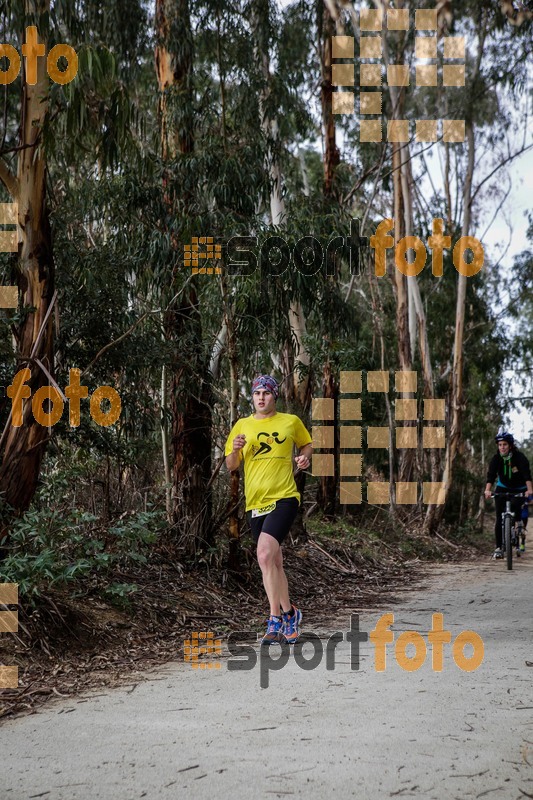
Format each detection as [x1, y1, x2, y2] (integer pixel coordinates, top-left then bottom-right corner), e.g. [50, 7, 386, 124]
[251, 502, 276, 518]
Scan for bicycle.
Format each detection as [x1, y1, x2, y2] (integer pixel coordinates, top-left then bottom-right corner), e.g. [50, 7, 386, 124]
[490, 492, 526, 570]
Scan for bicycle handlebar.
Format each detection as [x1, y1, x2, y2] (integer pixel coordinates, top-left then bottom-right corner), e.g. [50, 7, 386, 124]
[489, 492, 527, 499]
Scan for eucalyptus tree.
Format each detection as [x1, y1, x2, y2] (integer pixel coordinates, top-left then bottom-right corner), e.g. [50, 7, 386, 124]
[0, 0, 66, 523]
[430, 0, 532, 527]
[0, 0, 151, 533]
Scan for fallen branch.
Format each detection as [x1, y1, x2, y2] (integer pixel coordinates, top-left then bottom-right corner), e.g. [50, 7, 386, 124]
[434, 531, 460, 550]
[306, 537, 358, 575]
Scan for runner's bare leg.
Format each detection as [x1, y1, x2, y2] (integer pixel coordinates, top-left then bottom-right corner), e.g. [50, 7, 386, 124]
[257, 532, 290, 615]
[275, 545, 290, 612]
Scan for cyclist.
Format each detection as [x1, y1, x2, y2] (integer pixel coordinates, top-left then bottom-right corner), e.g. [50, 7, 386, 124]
[224, 375, 312, 645]
[484, 429, 533, 559]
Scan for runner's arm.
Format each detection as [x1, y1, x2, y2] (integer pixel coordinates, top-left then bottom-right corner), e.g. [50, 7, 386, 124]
[226, 452, 241, 471]
[226, 433, 246, 471]
[295, 443, 312, 470]
[299, 443, 312, 459]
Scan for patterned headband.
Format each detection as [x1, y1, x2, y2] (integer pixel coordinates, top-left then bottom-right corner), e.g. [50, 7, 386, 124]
[251, 375, 279, 400]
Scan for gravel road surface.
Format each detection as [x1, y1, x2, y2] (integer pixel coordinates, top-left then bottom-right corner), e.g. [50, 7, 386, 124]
[2, 558, 533, 799]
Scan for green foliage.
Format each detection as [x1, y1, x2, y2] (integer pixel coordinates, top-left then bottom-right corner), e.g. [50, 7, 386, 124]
[0, 468, 165, 607]
[103, 582, 139, 609]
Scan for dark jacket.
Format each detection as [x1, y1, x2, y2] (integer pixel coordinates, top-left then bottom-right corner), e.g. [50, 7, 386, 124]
[486, 450, 532, 489]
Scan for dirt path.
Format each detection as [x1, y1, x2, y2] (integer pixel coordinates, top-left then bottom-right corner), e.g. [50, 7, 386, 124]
[2, 558, 533, 799]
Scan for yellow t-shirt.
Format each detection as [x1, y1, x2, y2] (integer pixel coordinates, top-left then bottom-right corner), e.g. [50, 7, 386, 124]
[224, 412, 312, 511]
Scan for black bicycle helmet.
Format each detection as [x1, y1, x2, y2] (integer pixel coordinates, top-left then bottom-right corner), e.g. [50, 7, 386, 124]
[495, 426, 514, 445]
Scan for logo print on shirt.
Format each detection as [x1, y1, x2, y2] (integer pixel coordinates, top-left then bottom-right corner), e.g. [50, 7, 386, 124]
[252, 431, 287, 457]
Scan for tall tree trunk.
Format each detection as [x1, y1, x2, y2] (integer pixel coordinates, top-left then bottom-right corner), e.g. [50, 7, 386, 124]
[317, 356, 338, 517]
[155, 0, 194, 160]
[378, 0, 435, 491]
[160, 363, 172, 522]
[392, 143, 410, 372]
[220, 271, 241, 573]
[319, 0, 340, 197]
[391, 140, 414, 484]
[314, 0, 341, 515]
[439, 121, 475, 512]
[428, 11, 487, 531]
[0, 3, 55, 534]
[155, 0, 212, 552]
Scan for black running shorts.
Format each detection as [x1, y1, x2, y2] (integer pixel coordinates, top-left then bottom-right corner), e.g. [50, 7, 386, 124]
[247, 497, 299, 545]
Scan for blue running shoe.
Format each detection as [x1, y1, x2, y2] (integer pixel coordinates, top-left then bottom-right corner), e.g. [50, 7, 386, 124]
[282, 605, 302, 644]
[261, 615, 283, 645]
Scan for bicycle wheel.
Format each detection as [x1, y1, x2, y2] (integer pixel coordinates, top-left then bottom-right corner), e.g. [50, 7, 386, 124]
[504, 516, 513, 570]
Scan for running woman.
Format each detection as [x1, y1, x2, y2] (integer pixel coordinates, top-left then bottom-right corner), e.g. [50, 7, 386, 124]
[224, 375, 312, 645]
[484, 428, 533, 559]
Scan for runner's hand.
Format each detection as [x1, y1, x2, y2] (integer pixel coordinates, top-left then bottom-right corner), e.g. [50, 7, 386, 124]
[295, 454, 310, 470]
[484, 489, 492, 500]
[233, 434, 246, 452]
